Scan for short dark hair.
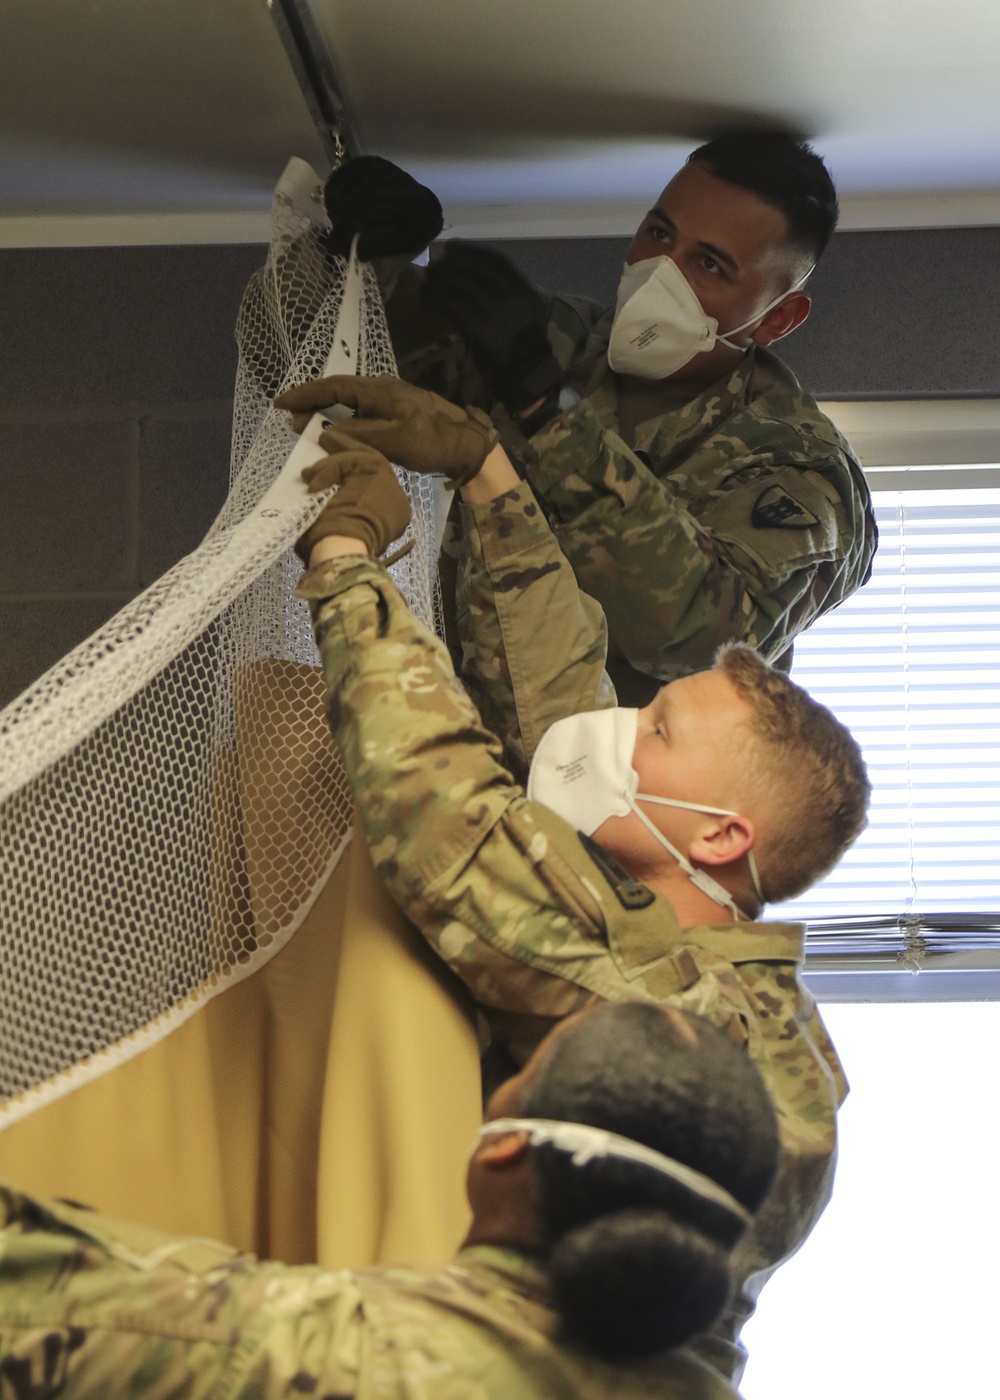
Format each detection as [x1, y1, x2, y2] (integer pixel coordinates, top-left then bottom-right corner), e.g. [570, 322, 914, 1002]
[518, 1002, 779, 1361]
[688, 132, 839, 265]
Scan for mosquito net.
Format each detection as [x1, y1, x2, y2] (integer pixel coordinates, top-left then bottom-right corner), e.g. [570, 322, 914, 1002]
[0, 158, 443, 1129]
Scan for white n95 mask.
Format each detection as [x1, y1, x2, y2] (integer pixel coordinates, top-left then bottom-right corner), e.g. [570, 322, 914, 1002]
[607, 255, 811, 381]
[527, 706, 763, 921]
[526, 705, 640, 835]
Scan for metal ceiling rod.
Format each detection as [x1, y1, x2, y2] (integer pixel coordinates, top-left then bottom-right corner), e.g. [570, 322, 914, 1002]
[266, 0, 364, 165]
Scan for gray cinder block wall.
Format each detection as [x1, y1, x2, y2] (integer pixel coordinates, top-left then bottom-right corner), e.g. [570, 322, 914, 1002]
[3, 226, 1000, 707]
[493, 226, 1000, 397]
[0, 245, 264, 707]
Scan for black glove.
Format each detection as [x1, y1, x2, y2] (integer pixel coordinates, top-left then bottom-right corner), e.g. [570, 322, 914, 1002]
[323, 156, 443, 260]
[422, 242, 565, 413]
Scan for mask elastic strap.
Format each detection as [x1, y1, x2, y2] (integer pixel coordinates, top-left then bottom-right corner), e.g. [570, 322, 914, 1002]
[627, 798, 752, 922]
[717, 264, 815, 352]
[636, 792, 764, 906]
[479, 1117, 753, 1227]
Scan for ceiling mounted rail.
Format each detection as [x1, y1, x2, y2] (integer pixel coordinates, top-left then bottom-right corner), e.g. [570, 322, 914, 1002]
[266, 0, 363, 165]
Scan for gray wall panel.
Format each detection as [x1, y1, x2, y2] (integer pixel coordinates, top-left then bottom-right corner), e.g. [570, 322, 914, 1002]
[0, 244, 264, 707]
[2, 225, 998, 706]
[779, 227, 1000, 398]
[0, 246, 265, 410]
[489, 227, 1000, 399]
[0, 419, 133, 592]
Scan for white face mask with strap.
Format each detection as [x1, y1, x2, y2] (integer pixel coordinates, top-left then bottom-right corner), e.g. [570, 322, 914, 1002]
[478, 1117, 753, 1227]
[607, 254, 812, 381]
[526, 706, 763, 921]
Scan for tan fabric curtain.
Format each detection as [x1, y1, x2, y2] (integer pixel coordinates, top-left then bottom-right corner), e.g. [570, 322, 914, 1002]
[0, 665, 483, 1269]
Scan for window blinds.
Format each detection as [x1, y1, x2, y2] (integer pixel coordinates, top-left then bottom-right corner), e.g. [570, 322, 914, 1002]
[771, 480, 1000, 976]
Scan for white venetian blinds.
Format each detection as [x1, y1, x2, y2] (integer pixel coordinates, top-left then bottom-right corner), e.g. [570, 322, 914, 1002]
[770, 463, 1000, 964]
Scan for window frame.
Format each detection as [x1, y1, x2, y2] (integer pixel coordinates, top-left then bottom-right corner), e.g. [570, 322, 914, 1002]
[792, 399, 1000, 1002]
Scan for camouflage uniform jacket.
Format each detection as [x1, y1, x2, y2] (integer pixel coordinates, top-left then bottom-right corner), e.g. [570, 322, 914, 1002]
[298, 556, 848, 1384]
[0, 1183, 737, 1399]
[450, 479, 616, 779]
[387, 272, 877, 704]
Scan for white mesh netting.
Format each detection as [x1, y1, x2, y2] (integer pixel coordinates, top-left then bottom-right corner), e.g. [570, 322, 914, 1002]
[0, 158, 443, 1129]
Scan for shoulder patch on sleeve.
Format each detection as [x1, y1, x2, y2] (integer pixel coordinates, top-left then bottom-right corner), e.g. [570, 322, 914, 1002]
[578, 832, 656, 911]
[752, 485, 820, 529]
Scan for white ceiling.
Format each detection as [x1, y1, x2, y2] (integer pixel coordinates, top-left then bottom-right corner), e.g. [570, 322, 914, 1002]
[4, 0, 1000, 246]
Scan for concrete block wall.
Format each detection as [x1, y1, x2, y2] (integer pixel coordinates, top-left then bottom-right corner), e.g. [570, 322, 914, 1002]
[3, 225, 1000, 707]
[0, 244, 264, 707]
[492, 225, 1000, 398]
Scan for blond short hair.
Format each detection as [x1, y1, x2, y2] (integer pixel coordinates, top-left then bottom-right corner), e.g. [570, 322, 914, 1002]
[715, 644, 870, 904]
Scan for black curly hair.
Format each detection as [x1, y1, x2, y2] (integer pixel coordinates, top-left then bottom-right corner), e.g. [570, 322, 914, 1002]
[517, 1002, 779, 1362]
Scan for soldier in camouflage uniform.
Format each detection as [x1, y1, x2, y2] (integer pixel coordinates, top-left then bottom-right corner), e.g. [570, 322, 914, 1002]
[0, 1002, 780, 1398]
[260, 404, 867, 1384]
[323, 134, 877, 703]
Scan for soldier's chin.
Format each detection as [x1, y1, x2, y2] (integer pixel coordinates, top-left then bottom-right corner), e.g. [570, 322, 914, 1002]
[591, 812, 636, 861]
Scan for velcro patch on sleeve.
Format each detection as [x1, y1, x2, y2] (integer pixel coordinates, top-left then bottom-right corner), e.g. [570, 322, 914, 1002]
[751, 485, 820, 529]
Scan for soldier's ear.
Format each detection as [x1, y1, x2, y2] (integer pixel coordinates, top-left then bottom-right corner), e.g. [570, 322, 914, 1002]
[752, 292, 811, 348]
[689, 814, 755, 869]
[475, 1131, 532, 1171]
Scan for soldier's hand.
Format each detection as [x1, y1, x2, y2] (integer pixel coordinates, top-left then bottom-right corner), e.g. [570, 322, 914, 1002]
[323, 156, 443, 260]
[422, 242, 565, 413]
[296, 437, 412, 563]
[276, 375, 500, 488]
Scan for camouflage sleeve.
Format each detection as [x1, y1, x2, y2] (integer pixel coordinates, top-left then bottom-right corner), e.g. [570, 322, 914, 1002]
[452, 481, 616, 780]
[524, 398, 847, 678]
[296, 557, 625, 1030]
[0, 1185, 365, 1398]
[679, 953, 845, 1385]
[802, 996, 850, 1106]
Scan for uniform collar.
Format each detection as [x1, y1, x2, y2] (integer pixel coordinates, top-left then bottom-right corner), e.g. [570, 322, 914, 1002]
[679, 919, 806, 965]
[454, 1244, 552, 1305]
[570, 309, 758, 463]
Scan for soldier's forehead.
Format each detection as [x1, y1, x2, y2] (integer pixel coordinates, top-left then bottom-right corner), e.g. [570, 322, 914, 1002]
[659, 669, 739, 707]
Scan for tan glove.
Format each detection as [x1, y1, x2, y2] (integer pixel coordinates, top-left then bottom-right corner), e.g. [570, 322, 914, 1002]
[275, 375, 500, 487]
[296, 435, 412, 564]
